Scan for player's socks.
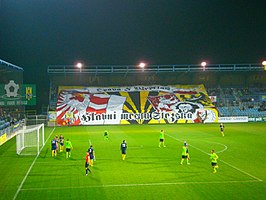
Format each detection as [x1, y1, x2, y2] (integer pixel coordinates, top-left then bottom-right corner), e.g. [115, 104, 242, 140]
[90, 160, 94, 166]
[180, 159, 184, 165]
[52, 151, 54, 157]
[122, 154, 126, 160]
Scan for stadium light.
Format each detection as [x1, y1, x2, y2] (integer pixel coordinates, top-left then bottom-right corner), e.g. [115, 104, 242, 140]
[76, 62, 83, 68]
[138, 62, 146, 68]
[263, 61, 266, 70]
[201, 61, 207, 71]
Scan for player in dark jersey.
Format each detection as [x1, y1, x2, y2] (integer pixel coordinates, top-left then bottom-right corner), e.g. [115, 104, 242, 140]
[85, 152, 91, 176]
[51, 136, 58, 157]
[59, 134, 64, 152]
[88, 145, 95, 166]
[220, 123, 225, 137]
[121, 140, 127, 160]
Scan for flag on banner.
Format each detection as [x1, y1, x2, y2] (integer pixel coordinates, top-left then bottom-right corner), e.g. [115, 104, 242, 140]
[147, 94, 180, 112]
[56, 90, 126, 125]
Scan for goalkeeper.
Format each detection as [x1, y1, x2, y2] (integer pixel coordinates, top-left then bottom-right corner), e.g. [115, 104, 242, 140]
[85, 152, 91, 176]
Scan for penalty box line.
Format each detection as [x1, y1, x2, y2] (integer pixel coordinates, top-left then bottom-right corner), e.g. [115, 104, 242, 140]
[165, 133, 263, 182]
[20, 179, 260, 191]
[13, 127, 56, 200]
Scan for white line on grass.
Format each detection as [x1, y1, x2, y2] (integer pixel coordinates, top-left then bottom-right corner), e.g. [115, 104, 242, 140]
[20, 179, 261, 191]
[165, 133, 263, 182]
[13, 127, 56, 200]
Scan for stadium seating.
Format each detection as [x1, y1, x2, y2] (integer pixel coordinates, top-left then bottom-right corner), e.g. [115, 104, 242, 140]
[0, 121, 10, 130]
[208, 87, 266, 117]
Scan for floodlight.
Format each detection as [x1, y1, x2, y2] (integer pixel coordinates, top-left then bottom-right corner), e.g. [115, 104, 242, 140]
[138, 62, 146, 68]
[201, 62, 207, 67]
[76, 62, 83, 68]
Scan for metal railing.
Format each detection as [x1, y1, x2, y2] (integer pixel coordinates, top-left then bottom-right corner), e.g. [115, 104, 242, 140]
[48, 63, 264, 74]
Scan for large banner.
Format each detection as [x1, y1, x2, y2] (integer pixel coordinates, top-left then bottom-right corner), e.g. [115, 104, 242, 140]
[56, 84, 219, 125]
[0, 80, 36, 106]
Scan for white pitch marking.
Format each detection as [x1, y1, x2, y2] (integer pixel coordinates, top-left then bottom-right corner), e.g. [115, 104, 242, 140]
[165, 133, 263, 182]
[13, 127, 56, 200]
[20, 179, 261, 191]
[215, 142, 228, 154]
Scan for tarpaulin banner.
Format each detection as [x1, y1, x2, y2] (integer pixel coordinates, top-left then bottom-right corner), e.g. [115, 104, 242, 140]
[56, 84, 218, 125]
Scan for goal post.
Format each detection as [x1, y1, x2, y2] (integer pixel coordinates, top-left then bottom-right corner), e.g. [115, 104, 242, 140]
[16, 123, 45, 156]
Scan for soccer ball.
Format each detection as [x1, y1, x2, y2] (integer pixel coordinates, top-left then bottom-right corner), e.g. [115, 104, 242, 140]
[62, 122, 66, 126]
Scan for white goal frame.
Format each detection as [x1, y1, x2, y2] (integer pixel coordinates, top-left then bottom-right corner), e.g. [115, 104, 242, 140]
[16, 123, 45, 156]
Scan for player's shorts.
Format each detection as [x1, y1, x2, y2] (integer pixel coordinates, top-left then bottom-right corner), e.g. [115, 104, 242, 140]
[51, 146, 57, 150]
[89, 155, 94, 159]
[121, 150, 126, 154]
[159, 139, 164, 142]
[211, 162, 217, 167]
[85, 162, 89, 168]
[66, 148, 71, 152]
[60, 143, 64, 146]
[182, 155, 188, 159]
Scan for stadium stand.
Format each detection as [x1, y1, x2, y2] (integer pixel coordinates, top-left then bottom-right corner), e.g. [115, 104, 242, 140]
[48, 64, 265, 119]
[0, 59, 24, 145]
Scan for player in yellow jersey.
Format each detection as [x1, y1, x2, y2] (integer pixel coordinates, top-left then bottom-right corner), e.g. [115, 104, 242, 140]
[159, 130, 166, 148]
[210, 149, 219, 173]
[180, 144, 190, 165]
[65, 139, 73, 158]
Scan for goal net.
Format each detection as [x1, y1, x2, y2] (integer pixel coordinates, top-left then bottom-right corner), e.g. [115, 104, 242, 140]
[16, 123, 45, 156]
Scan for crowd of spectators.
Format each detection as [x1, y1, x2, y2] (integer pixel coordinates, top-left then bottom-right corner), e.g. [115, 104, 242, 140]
[207, 87, 266, 116]
[0, 107, 22, 131]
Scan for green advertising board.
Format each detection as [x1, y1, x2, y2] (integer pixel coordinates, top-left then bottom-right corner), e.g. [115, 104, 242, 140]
[0, 80, 36, 106]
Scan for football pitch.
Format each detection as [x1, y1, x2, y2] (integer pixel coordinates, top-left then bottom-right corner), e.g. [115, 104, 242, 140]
[0, 123, 265, 200]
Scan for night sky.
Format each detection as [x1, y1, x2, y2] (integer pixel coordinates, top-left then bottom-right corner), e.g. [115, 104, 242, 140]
[1, 0, 266, 83]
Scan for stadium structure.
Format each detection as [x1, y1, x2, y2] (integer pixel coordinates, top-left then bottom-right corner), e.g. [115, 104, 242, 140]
[47, 63, 266, 126]
[1, 59, 266, 200]
[0, 59, 24, 145]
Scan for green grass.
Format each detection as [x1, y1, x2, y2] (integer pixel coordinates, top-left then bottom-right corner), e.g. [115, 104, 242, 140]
[0, 123, 266, 200]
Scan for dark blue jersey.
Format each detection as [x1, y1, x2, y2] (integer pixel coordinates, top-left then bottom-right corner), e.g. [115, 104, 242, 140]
[88, 147, 94, 159]
[121, 142, 127, 154]
[59, 136, 64, 144]
[51, 139, 57, 150]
